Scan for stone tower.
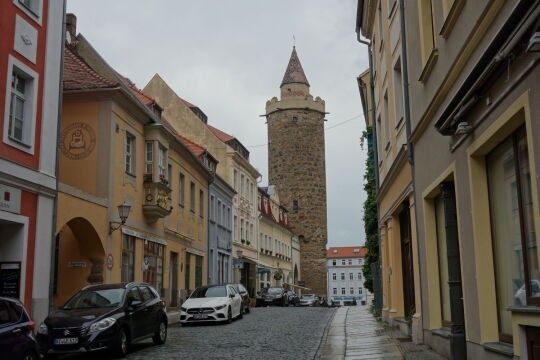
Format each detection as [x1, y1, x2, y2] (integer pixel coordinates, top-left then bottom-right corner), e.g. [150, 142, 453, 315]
[265, 47, 327, 296]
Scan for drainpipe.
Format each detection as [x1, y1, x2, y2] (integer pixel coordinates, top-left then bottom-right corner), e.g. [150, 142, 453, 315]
[356, 33, 383, 314]
[49, 0, 67, 315]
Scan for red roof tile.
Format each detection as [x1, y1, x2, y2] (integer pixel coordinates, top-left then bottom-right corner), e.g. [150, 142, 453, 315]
[63, 48, 117, 91]
[118, 75, 155, 105]
[207, 124, 234, 143]
[326, 246, 367, 259]
[160, 118, 206, 157]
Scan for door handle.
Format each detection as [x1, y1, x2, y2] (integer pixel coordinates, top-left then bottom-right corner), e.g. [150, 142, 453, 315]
[12, 328, 22, 334]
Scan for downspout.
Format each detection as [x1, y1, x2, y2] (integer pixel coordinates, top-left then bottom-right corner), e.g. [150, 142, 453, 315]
[49, 0, 67, 314]
[356, 33, 383, 313]
[399, 0, 425, 343]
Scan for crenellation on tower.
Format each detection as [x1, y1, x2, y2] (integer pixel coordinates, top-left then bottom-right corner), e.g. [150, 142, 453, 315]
[265, 46, 328, 297]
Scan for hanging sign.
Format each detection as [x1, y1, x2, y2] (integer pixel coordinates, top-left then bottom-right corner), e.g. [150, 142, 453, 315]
[106, 254, 114, 270]
[0, 262, 21, 298]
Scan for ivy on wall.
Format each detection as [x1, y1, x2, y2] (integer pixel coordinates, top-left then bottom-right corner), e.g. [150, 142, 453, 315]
[361, 126, 378, 293]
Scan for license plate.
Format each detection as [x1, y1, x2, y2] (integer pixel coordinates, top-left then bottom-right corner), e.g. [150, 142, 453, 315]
[193, 314, 208, 320]
[54, 337, 78, 345]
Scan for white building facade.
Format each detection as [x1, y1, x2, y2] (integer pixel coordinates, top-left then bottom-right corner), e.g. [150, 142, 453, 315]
[326, 246, 370, 305]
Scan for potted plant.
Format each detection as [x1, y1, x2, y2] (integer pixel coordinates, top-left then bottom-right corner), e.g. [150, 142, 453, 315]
[143, 174, 153, 183]
[246, 240, 251, 246]
[273, 272, 283, 281]
[241, 238, 246, 244]
[159, 174, 169, 186]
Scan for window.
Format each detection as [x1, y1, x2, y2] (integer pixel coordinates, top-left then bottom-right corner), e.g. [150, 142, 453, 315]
[241, 174, 245, 196]
[125, 133, 135, 174]
[383, 91, 390, 149]
[487, 127, 538, 340]
[234, 216, 238, 241]
[341, 273, 345, 281]
[358, 273, 362, 280]
[195, 255, 203, 288]
[250, 182, 254, 203]
[350, 288, 354, 295]
[393, 59, 404, 128]
[341, 259, 346, 265]
[210, 196, 215, 221]
[190, 182, 196, 212]
[359, 288, 363, 295]
[143, 241, 164, 295]
[234, 170, 238, 190]
[435, 195, 451, 325]
[376, 115, 383, 162]
[19, 0, 39, 15]
[418, 0, 436, 65]
[378, 1, 384, 50]
[4, 59, 38, 153]
[250, 224, 254, 245]
[227, 208, 231, 229]
[293, 200, 299, 212]
[121, 235, 135, 282]
[332, 273, 336, 281]
[350, 273, 354, 280]
[145, 142, 153, 174]
[332, 259, 336, 266]
[158, 146, 166, 179]
[167, 164, 172, 186]
[140, 286, 155, 301]
[341, 288, 346, 295]
[348, 259, 352, 265]
[240, 219, 244, 241]
[333, 288, 337, 295]
[218, 200, 222, 224]
[179, 173, 185, 206]
[199, 190, 204, 218]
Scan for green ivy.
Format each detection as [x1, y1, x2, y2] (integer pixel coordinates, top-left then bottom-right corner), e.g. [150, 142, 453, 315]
[361, 126, 378, 293]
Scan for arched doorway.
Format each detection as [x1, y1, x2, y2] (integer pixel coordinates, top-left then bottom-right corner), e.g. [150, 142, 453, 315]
[53, 217, 105, 306]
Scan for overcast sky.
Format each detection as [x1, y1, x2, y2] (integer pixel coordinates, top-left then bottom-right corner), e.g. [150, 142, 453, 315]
[66, 0, 369, 248]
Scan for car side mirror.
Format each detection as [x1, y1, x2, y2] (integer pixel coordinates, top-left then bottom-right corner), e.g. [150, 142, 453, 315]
[127, 299, 142, 311]
[229, 294, 235, 298]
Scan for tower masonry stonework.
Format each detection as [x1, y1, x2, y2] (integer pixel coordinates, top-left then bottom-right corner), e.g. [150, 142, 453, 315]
[265, 47, 328, 296]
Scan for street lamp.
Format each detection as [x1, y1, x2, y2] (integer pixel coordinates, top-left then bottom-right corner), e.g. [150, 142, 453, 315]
[109, 202, 131, 234]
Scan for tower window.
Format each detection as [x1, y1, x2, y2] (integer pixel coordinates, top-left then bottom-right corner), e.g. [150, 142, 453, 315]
[292, 116, 298, 122]
[293, 200, 299, 211]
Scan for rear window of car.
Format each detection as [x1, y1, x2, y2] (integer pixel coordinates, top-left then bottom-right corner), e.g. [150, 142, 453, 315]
[267, 288, 282, 294]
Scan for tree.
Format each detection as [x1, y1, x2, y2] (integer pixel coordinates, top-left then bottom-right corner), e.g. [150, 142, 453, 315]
[361, 126, 378, 293]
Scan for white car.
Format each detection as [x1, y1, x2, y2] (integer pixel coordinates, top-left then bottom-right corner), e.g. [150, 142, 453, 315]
[180, 285, 243, 324]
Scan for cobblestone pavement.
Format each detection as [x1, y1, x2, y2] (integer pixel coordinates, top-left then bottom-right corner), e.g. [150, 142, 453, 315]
[58, 306, 335, 360]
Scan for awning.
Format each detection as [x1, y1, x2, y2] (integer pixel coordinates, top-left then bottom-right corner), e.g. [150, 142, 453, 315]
[241, 255, 273, 269]
[283, 283, 312, 291]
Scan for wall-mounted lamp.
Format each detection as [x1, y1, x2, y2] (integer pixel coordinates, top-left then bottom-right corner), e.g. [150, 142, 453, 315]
[526, 32, 540, 53]
[109, 202, 131, 234]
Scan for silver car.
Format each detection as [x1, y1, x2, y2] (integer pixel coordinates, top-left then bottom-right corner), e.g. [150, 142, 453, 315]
[299, 294, 320, 306]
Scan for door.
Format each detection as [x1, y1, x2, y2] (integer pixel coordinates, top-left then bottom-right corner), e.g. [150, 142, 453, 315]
[185, 253, 191, 293]
[140, 286, 160, 336]
[399, 203, 416, 318]
[170, 252, 178, 307]
[527, 326, 540, 359]
[0, 300, 28, 359]
[125, 287, 145, 339]
[229, 287, 241, 316]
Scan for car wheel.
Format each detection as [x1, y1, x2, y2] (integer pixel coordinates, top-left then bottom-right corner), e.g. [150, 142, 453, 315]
[227, 307, 233, 324]
[114, 327, 129, 357]
[153, 318, 167, 345]
[23, 351, 38, 360]
[238, 305, 244, 319]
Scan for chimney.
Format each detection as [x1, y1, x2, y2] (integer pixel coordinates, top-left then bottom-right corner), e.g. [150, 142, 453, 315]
[66, 13, 77, 43]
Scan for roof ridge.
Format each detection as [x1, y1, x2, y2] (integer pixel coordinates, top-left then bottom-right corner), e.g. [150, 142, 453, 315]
[63, 47, 118, 90]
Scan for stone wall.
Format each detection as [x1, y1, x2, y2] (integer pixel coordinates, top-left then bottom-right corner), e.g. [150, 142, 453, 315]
[267, 108, 328, 296]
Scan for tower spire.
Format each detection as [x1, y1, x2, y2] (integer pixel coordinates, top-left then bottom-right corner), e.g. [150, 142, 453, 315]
[281, 47, 310, 87]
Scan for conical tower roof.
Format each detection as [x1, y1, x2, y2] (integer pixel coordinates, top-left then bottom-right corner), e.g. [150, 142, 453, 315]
[281, 46, 310, 87]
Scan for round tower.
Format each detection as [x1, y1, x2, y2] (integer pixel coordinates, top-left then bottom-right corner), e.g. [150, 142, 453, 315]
[265, 47, 327, 297]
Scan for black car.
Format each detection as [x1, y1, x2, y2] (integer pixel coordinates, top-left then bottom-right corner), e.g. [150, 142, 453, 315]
[37, 282, 167, 357]
[0, 297, 39, 360]
[229, 283, 250, 314]
[286, 290, 300, 306]
[256, 287, 289, 307]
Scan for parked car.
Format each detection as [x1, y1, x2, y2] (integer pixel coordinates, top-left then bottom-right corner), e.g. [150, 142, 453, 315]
[299, 294, 320, 307]
[256, 287, 289, 307]
[286, 290, 300, 306]
[229, 283, 250, 314]
[180, 285, 243, 324]
[37, 283, 167, 358]
[0, 296, 39, 360]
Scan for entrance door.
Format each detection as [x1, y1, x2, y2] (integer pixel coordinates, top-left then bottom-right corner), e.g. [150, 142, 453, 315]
[185, 253, 191, 293]
[399, 203, 415, 318]
[527, 326, 540, 359]
[170, 252, 178, 307]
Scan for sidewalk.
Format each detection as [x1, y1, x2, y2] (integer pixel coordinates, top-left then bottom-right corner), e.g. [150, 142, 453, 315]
[316, 305, 402, 359]
[315, 305, 446, 360]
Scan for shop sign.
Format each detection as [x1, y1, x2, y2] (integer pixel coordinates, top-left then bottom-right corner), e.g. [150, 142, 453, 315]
[0, 262, 21, 298]
[122, 228, 167, 245]
[106, 254, 114, 270]
[143, 256, 150, 271]
[0, 184, 21, 214]
[233, 259, 244, 269]
[68, 261, 86, 268]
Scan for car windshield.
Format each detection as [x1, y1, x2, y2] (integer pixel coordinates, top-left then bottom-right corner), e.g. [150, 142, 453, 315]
[190, 286, 227, 298]
[62, 288, 125, 309]
[302, 294, 315, 299]
[267, 288, 282, 294]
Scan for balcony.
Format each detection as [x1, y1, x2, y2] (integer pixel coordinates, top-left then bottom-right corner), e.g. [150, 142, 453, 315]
[143, 180, 172, 223]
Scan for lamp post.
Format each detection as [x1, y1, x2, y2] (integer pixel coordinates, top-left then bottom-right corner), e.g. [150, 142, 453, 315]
[109, 202, 131, 234]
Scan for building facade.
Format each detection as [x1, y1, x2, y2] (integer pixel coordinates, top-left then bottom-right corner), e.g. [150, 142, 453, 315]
[357, 0, 422, 342]
[402, 1, 540, 359]
[0, 0, 64, 325]
[326, 247, 369, 305]
[257, 186, 296, 290]
[265, 47, 328, 297]
[207, 174, 235, 285]
[143, 75, 261, 298]
[56, 17, 212, 312]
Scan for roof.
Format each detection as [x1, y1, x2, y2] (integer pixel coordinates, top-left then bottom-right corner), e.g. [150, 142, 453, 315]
[160, 118, 206, 157]
[118, 75, 156, 106]
[63, 47, 118, 91]
[281, 46, 310, 87]
[326, 246, 367, 259]
[207, 124, 235, 143]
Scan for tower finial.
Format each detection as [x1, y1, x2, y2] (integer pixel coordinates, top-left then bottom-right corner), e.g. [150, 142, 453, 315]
[293, 34, 295, 47]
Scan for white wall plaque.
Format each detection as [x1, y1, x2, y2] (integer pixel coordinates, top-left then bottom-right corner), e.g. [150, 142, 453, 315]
[14, 15, 38, 64]
[0, 184, 21, 214]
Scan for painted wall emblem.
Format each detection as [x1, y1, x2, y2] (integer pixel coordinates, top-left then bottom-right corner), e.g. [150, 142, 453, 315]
[60, 122, 96, 160]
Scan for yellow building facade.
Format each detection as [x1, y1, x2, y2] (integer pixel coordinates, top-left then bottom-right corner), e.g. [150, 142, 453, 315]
[55, 34, 211, 309]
